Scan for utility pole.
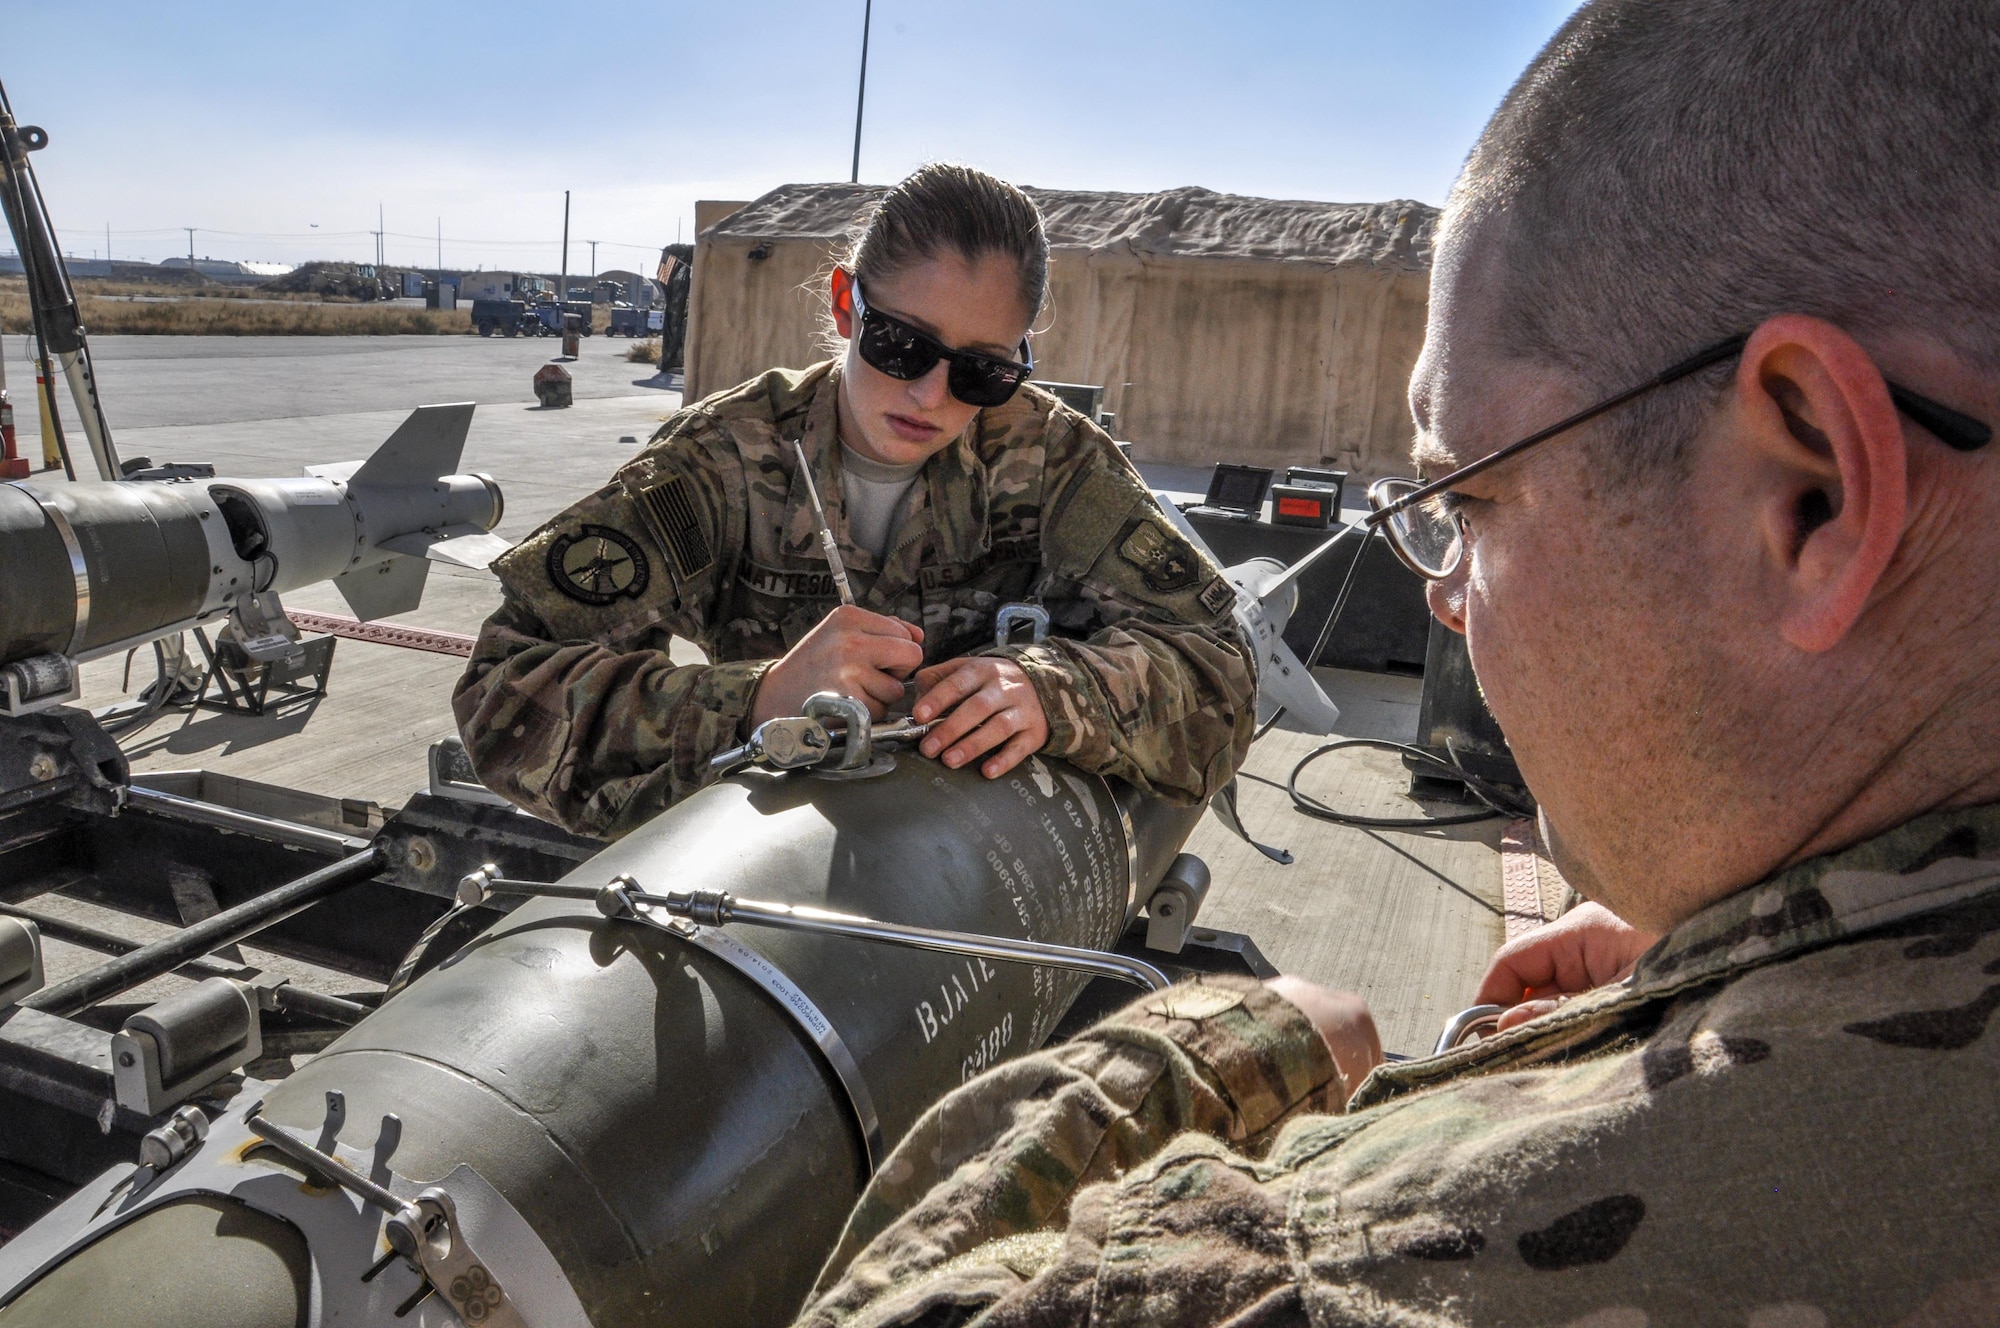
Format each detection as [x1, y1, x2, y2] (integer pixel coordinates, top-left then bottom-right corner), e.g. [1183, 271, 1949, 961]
[105, 223, 110, 265]
[436, 217, 442, 276]
[850, 0, 872, 183]
[184, 227, 195, 268]
[375, 202, 385, 269]
[587, 240, 597, 282]
[559, 190, 570, 301]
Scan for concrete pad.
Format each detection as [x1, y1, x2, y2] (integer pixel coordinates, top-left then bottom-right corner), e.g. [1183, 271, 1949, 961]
[42, 333, 1503, 1057]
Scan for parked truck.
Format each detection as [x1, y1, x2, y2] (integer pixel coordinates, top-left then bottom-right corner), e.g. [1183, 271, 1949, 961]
[532, 298, 594, 336]
[471, 296, 534, 337]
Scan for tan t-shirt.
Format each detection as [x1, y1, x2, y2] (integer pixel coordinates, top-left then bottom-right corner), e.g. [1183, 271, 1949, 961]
[838, 441, 926, 565]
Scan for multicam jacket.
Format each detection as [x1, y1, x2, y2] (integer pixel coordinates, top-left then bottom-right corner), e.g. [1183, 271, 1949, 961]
[798, 804, 2000, 1326]
[454, 362, 1254, 839]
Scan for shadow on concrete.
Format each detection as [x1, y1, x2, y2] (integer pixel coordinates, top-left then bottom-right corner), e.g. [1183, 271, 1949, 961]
[121, 695, 326, 761]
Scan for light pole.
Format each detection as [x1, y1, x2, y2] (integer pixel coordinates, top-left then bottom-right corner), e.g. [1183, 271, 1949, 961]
[559, 190, 570, 301]
[850, 0, 872, 183]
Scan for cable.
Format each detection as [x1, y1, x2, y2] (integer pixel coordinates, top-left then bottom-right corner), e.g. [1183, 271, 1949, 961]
[1302, 523, 1377, 677]
[1287, 738, 1532, 829]
[1274, 522, 1534, 829]
[100, 639, 187, 740]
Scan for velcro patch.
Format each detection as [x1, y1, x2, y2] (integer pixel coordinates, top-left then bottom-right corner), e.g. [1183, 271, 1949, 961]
[630, 474, 713, 582]
[547, 525, 650, 605]
[1118, 519, 1200, 593]
[1145, 986, 1245, 1021]
[1198, 574, 1236, 616]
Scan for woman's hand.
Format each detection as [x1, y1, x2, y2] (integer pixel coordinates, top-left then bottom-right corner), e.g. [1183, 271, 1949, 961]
[1475, 902, 1658, 1032]
[911, 657, 1049, 778]
[750, 605, 924, 727]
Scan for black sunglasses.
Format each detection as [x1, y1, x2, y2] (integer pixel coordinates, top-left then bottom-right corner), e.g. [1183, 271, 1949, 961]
[849, 281, 1034, 408]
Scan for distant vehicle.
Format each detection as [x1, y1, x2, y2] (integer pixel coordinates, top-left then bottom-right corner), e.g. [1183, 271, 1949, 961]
[471, 296, 535, 337]
[607, 305, 667, 337]
[532, 298, 594, 336]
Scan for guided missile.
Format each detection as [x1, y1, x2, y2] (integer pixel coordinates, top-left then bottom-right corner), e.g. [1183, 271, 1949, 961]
[0, 404, 507, 712]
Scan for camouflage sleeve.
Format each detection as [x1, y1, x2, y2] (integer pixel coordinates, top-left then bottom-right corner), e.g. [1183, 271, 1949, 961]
[796, 977, 1341, 1328]
[452, 416, 769, 839]
[997, 417, 1256, 806]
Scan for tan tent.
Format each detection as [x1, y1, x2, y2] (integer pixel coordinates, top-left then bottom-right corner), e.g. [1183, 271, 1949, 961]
[684, 183, 1437, 479]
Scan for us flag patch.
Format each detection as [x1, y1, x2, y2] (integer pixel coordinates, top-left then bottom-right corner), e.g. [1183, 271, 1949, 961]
[630, 474, 713, 582]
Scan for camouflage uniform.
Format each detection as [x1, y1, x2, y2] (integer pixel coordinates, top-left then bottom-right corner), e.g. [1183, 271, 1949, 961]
[798, 804, 2000, 1326]
[454, 362, 1253, 839]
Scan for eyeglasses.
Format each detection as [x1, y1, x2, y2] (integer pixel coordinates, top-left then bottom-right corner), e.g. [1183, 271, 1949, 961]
[1366, 332, 1994, 580]
[849, 280, 1034, 408]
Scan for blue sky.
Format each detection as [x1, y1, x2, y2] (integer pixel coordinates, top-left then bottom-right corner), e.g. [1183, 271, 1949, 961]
[5, 0, 1580, 273]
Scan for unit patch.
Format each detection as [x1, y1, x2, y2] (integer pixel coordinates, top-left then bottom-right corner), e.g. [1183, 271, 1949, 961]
[1118, 519, 1200, 593]
[547, 525, 650, 605]
[629, 474, 713, 582]
[1198, 574, 1236, 616]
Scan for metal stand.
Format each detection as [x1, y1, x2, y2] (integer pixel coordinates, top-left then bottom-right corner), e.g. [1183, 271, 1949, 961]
[191, 628, 336, 717]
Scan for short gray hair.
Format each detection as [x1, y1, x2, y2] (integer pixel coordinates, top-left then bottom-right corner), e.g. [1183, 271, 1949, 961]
[1450, 0, 2000, 477]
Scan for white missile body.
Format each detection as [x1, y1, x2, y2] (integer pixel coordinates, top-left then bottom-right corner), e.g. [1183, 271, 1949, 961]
[0, 403, 506, 707]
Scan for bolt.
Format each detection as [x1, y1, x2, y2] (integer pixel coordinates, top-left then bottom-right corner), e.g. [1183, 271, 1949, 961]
[117, 1050, 135, 1067]
[403, 837, 437, 873]
[27, 754, 57, 782]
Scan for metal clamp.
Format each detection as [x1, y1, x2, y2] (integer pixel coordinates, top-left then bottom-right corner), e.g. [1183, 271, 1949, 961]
[245, 1103, 527, 1327]
[707, 715, 833, 778]
[7, 482, 89, 657]
[597, 880, 1171, 993]
[1433, 1004, 1505, 1056]
[994, 602, 1049, 649]
[803, 692, 872, 771]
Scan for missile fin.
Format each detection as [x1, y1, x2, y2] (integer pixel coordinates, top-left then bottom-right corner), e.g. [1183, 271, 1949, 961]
[1152, 490, 1341, 736]
[346, 403, 477, 488]
[379, 526, 513, 570]
[1255, 637, 1341, 735]
[333, 554, 431, 621]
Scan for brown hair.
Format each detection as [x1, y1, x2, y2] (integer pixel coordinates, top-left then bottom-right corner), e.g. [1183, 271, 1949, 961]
[1450, 0, 2000, 484]
[839, 163, 1049, 328]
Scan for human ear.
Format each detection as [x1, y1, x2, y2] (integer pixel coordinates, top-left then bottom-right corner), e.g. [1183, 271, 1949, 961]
[1736, 314, 1908, 653]
[829, 268, 855, 339]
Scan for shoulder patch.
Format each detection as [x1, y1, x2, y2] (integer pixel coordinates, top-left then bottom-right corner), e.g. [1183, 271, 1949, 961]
[1198, 574, 1236, 616]
[1118, 519, 1200, 593]
[547, 525, 651, 605]
[1145, 986, 1244, 1020]
[629, 473, 713, 582]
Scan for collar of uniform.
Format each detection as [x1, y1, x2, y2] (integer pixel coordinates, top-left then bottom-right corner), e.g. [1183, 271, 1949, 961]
[921, 417, 992, 563]
[784, 364, 991, 578]
[1351, 802, 2000, 1111]
[783, 364, 872, 570]
[1631, 801, 2000, 993]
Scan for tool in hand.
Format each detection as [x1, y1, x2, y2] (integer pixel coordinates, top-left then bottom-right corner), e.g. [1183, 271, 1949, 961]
[792, 440, 855, 606]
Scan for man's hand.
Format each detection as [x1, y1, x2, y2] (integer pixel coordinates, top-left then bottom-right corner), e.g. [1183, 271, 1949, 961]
[750, 605, 924, 727]
[1474, 902, 1658, 1032]
[1264, 976, 1383, 1104]
[912, 657, 1050, 779]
